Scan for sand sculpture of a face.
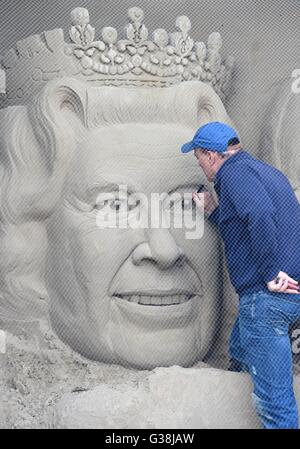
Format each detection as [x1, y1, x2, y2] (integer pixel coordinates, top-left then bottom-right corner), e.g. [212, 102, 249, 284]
[0, 8, 234, 369]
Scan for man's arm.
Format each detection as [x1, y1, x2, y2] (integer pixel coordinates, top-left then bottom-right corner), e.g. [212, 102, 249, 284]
[192, 164, 299, 293]
[223, 164, 280, 284]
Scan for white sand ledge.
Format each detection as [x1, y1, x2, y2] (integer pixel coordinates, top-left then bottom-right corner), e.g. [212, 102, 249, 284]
[53, 366, 300, 429]
[1, 324, 299, 429]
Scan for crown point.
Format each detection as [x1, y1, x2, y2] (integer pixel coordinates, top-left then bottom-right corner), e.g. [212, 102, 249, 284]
[102, 27, 118, 44]
[1, 7, 233, 105]
[176, 16, 191, 34]
[195, 41, 207, 62]
[207, 32, 222, 49]
[71, 7, 90, 26]
[153, 28, 169, 47]
[128, 7, 144, 23]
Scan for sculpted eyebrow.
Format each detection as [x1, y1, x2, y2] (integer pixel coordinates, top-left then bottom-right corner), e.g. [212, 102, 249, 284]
[169, 183, 200, 192]
[87, 181, 137, 194]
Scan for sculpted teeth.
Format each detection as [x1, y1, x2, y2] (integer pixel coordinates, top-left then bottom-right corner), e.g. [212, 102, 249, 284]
[115, 293, 195, 305]
[139, 296, 152, 305]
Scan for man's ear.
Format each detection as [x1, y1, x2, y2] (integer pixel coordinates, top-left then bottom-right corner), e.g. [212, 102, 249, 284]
[227, 143, 241, 152]
[208, 151, 215, 165]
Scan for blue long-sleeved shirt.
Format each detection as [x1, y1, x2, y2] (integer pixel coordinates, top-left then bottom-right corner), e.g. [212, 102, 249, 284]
[208, 150, 300, 296]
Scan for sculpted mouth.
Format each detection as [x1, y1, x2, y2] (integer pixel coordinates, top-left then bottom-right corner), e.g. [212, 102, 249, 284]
[112, 290, 197, 306]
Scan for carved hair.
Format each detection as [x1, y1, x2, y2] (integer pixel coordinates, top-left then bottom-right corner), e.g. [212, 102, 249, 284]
[0, 77, 229, 320]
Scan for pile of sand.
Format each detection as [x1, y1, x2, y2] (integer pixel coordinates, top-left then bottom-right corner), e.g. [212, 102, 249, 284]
[0, 320, 299, 429]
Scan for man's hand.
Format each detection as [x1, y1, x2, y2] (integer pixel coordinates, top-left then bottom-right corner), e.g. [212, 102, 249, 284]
[192, 190, 218, 216]
[267, 271, 300, 294]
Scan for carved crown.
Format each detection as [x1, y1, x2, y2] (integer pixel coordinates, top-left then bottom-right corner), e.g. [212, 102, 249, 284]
[0, 6, 234, 106]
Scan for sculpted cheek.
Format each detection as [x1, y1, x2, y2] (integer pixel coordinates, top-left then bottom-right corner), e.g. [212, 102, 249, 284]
[66, 214, 144, 286]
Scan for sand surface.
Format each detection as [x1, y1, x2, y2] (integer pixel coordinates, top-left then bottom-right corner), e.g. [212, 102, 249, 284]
[0, 319, 299, 429]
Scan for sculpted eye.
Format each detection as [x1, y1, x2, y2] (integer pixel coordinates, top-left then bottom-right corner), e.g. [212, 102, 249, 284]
[94, 198, 124, 211]
[94, 195, 141, 212]
[109, 198, 125, 211]
[94, 199, 107, 211]
[129, 198, 141, 210]
[166, 194, 195, 211]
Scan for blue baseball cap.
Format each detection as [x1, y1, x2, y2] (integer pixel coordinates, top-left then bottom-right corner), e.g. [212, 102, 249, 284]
[181, 121, 239, 154]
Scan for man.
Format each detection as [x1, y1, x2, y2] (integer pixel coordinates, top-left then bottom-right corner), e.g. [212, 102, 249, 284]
[181, 121, 300, 429]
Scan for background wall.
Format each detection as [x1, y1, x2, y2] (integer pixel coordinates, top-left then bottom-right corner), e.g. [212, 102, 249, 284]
[1, 0, 300, 153]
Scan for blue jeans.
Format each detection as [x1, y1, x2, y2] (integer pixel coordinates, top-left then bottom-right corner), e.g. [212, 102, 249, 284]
[229, 290, 300, 429]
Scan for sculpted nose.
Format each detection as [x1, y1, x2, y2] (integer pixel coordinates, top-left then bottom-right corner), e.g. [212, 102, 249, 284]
[132, 228, 184, 269]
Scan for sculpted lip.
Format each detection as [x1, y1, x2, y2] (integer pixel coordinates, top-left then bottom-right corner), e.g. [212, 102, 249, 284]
[112, 289, 198, 306]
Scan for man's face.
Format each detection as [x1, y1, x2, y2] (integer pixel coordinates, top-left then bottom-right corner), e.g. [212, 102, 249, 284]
[194, 149, 216, 182]
[46, 124, 223, 369]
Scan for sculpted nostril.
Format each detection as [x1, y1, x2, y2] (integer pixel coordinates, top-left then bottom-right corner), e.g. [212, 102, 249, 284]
[132, 240, 184, 268]
[132, 242, 152, 265]
[155, 247, 184, 269]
